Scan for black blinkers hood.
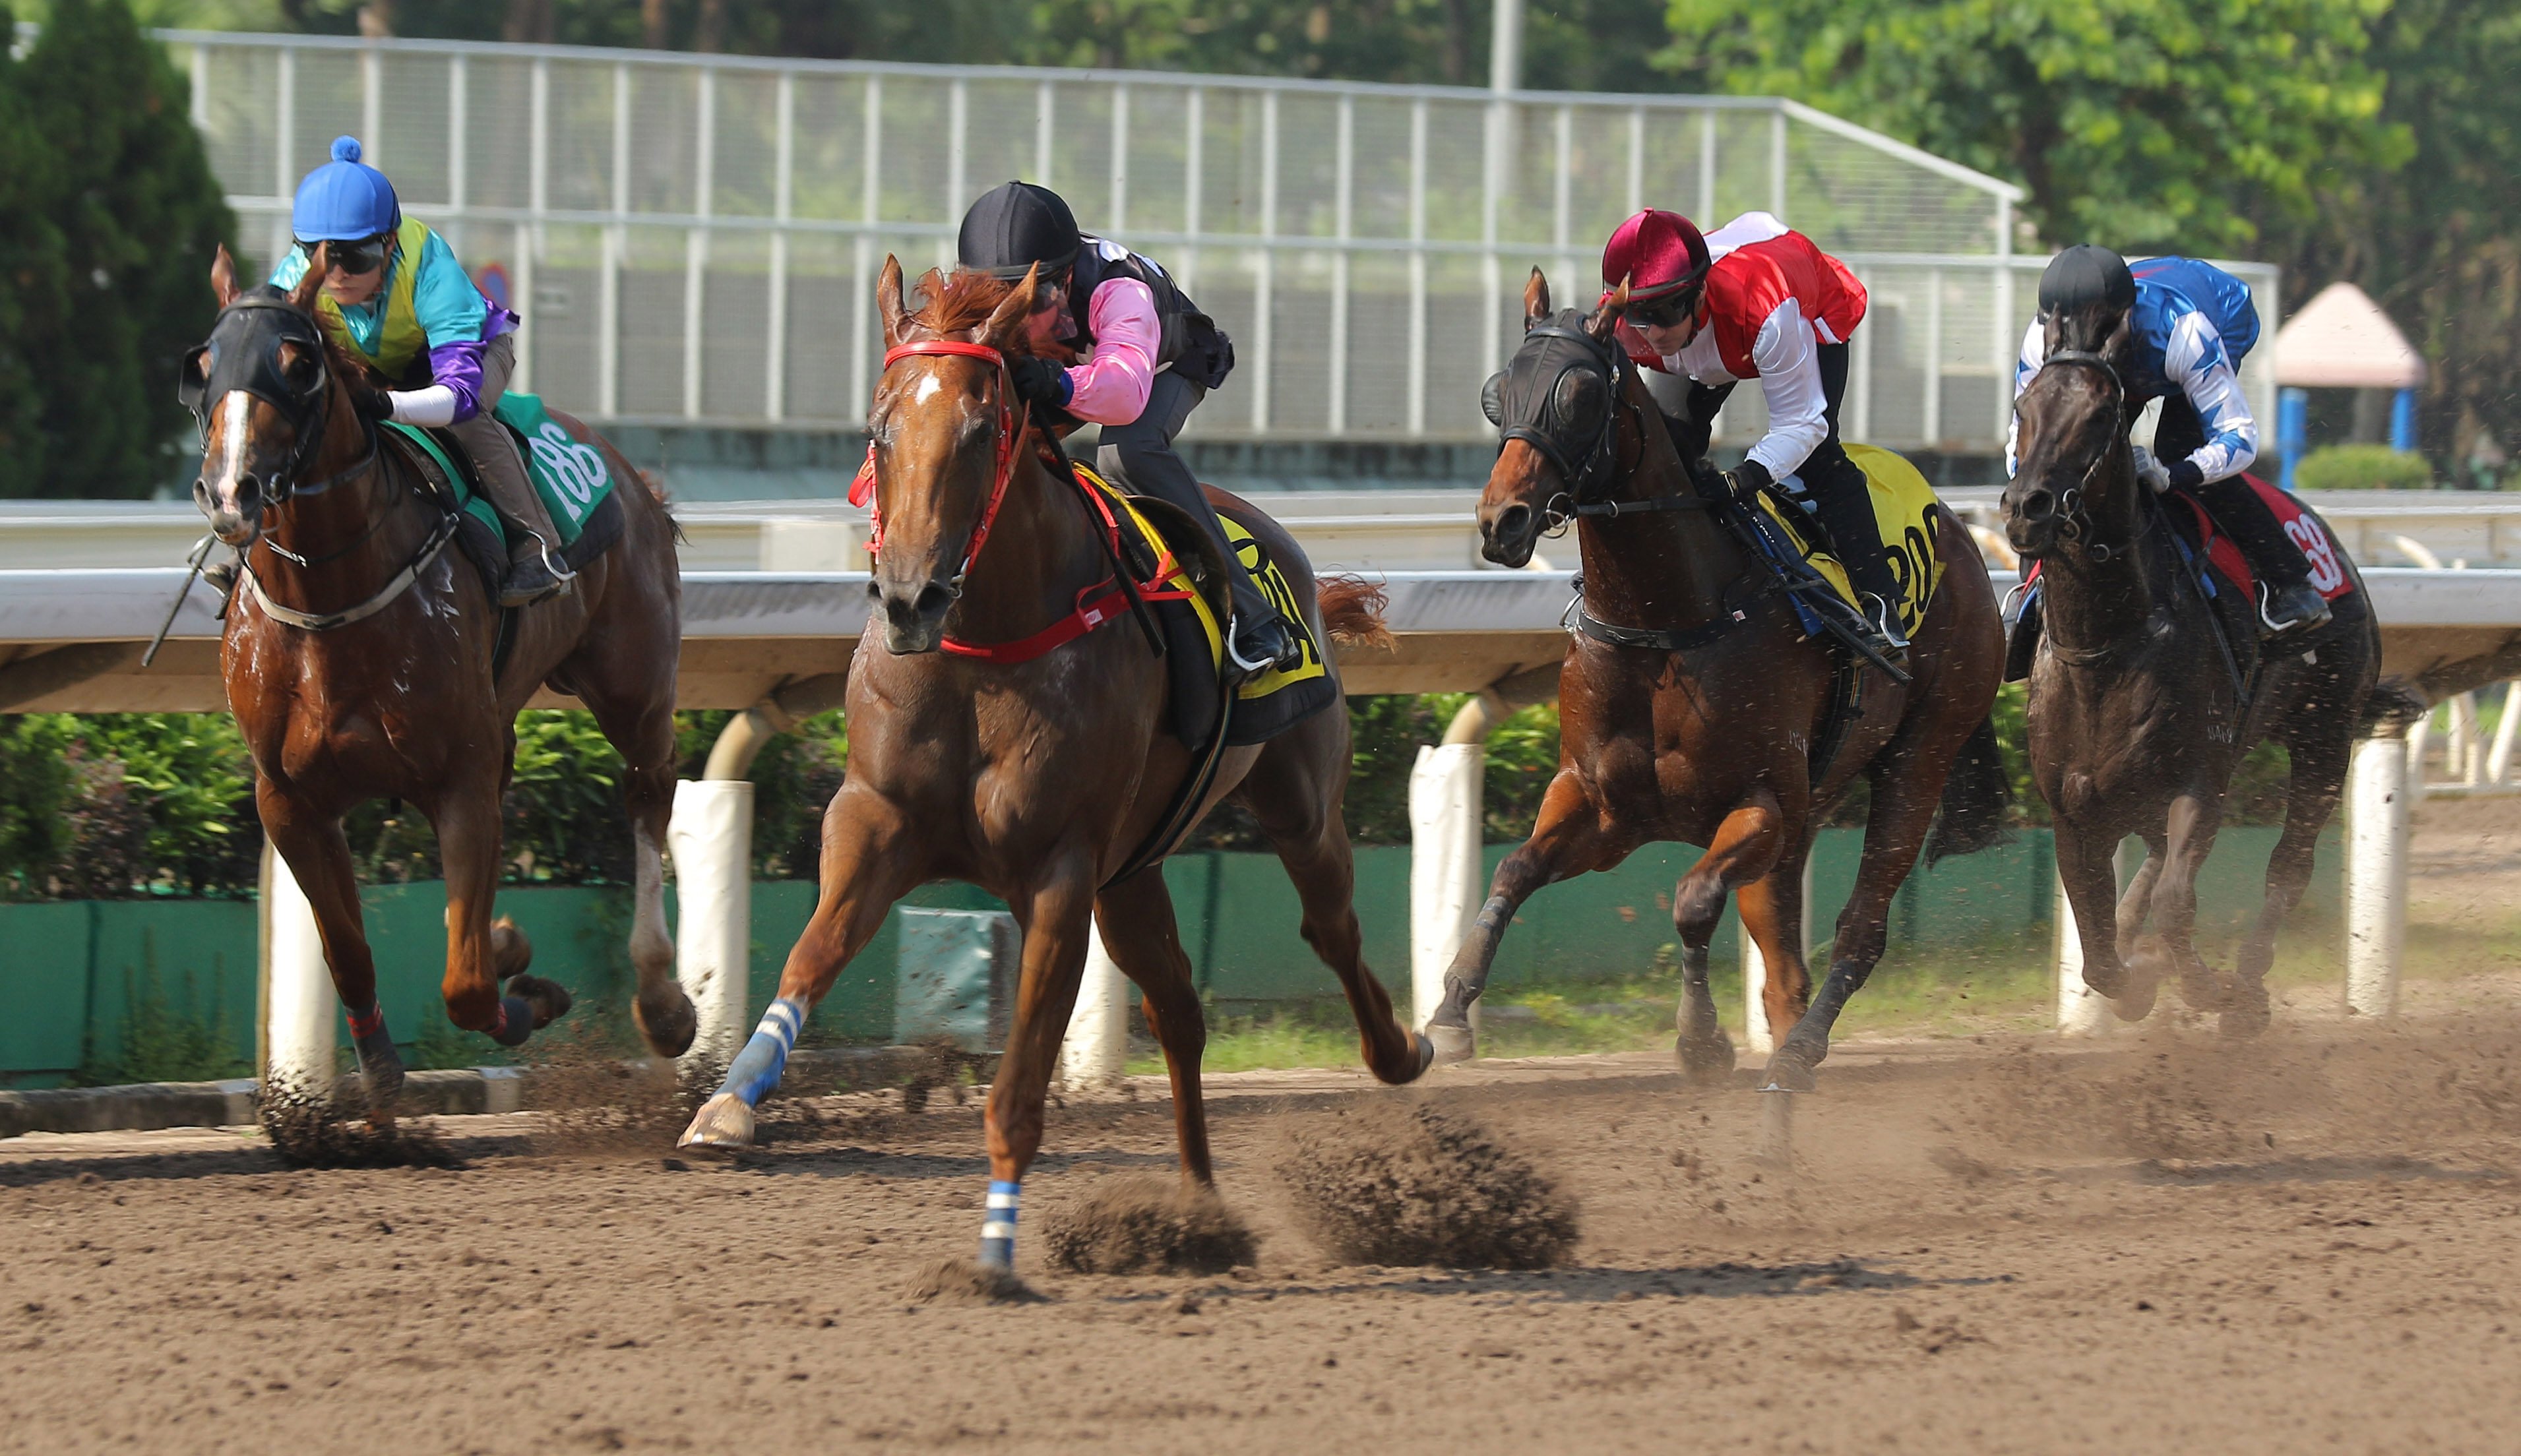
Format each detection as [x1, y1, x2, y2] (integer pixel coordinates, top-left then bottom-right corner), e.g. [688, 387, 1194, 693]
[1483, 308, 1625, 500]
[179, 287, 328, 427]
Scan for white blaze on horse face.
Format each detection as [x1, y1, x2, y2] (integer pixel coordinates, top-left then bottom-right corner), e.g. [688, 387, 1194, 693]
[204, 390, 255, 514]
[911, 372, 945, 408]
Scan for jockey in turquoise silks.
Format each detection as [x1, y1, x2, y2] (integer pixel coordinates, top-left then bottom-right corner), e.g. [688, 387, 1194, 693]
[271, 136, 566, 607]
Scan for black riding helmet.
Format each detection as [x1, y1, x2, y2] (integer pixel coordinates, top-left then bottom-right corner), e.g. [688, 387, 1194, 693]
[2038, 243, 2136, 319]
[958, 181, 1081, 282]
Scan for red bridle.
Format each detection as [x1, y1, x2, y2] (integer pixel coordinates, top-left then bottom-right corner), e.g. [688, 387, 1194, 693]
[854, 339, 1024, 589]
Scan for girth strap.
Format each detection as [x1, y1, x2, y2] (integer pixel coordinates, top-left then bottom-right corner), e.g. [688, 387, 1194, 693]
[1571, 602, 1749, 652]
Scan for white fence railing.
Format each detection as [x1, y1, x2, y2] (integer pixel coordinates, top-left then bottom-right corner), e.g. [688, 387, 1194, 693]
[156, 30, 2290, 450]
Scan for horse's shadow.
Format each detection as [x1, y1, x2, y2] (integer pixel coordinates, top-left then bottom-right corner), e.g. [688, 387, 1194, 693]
[1095, 1257, 1976, 1307]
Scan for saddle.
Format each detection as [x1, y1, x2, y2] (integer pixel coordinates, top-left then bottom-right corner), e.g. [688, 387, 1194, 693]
[381, 394, 625, 604]
[1084, 468, 1338, 750]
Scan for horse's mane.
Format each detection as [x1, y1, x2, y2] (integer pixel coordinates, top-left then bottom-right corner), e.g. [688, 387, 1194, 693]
[909, 268, 1046, 357]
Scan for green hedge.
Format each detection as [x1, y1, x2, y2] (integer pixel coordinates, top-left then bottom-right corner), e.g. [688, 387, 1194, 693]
[2293, 444, 2435, 491]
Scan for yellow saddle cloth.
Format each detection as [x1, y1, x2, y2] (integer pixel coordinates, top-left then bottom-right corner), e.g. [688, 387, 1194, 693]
[1756, 442, 1946, 640]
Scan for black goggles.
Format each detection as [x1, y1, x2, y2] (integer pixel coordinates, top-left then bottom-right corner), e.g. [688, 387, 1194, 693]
[300, 234, 390, 276]
[1625, 286, 1700, 330]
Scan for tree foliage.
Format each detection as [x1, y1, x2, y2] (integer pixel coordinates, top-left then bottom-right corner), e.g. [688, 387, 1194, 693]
[1, 0, 234, 499]
[1658, 0, 2402, 255]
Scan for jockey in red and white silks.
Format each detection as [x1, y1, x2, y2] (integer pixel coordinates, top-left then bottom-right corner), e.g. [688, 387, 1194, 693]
[1601, 208, 1908, 657]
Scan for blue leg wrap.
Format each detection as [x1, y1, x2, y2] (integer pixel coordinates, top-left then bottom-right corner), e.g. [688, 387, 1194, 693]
[718, 996, 808, 1105]
[979, 1180, 1020, 1267]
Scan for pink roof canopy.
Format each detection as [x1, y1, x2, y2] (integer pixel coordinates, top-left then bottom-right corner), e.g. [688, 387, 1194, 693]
[2274, 282, 2425, 389]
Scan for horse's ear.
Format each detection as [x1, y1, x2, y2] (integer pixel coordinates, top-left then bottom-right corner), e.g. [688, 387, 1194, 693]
[288, 244, 327, 312]
[1590, 278, 1631, 343]
[981, 262, 1039, 348]
[878, 255, 910, 346]
[1524, 268, 1552, 330]
[210, 245, 239, 308]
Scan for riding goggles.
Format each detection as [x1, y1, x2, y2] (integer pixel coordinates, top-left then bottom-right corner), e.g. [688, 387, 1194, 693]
[1624, 286, 1700, 331]
[299, 233, 390, 276]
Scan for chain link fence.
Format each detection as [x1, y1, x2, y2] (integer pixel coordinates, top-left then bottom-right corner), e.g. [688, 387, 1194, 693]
[176, 31, 2276, 450]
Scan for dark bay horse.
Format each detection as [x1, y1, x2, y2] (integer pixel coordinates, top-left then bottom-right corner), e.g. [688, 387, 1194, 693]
[2002, 303, 2398, 1033]
[1436, 272, 2008, 1090]
[189, 246, 695, 1114]
[676, 259, 1428, 1269]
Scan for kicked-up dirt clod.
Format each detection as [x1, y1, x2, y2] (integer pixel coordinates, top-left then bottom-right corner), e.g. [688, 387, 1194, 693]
[1040, 1174, 1258, 1275]
[1278, 1100, 1578, 1268]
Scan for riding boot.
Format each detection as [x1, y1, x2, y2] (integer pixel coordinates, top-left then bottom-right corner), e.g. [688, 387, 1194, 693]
[1796, 449, 1910, 665]
[2187, 475, 2332, 637]
[451, 409, 572, 608]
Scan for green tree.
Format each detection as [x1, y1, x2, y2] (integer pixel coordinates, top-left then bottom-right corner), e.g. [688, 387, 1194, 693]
[8, 0, 234, 499]
[1658, 0, 2404, 255]
[0, 7, 72, 497]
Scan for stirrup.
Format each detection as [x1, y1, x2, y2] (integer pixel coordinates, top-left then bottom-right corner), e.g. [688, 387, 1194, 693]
[2257, 582, 2331, 637]
[1226, 613, 1299, 677]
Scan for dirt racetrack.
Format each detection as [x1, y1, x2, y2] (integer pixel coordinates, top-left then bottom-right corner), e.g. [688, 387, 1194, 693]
[5, 1014, 2521, 1455]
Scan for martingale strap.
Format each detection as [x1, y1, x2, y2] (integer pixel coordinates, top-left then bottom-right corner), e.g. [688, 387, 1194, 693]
[1571, 603, 1748, 652]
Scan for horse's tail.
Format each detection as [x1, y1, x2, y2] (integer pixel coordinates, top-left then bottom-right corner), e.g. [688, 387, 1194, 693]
[2359, 678, 2429, 737]
[1317, 574, 1395, 652]
[1924, 715, 2013, 865]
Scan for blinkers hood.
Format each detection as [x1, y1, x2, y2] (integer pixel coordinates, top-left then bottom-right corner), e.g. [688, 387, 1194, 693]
[1483, 309, 1624, 501]
[180, 288, 330, 427]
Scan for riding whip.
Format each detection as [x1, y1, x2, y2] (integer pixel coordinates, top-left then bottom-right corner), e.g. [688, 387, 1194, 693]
[142, 533, 217, 669]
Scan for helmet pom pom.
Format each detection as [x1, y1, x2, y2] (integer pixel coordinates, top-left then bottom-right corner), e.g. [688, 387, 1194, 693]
[330, 135, 363, 164]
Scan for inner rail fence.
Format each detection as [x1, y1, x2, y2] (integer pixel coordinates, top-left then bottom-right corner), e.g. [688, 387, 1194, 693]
[164, 30, 2279, 452]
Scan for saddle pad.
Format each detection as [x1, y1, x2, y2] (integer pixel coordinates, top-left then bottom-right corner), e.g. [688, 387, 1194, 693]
[490, 392, 613, 547]
[1083, 467, 1336, 748]
[2171, 474, 2356, 606]
[1757, 441, 1947, 640]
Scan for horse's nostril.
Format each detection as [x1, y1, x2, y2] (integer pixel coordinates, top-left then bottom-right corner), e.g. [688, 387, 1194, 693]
[1494, 504, 1532, 539]
[912, 582, 954, 618]
[2018, 489, 2053, 522]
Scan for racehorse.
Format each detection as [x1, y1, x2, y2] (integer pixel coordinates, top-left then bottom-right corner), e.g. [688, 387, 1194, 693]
[676, 258, 1429, 1269]
[1434, 272, 2008, 1091]
[2002, 307, 2399, 1033]
[188, 245, 696, 1115]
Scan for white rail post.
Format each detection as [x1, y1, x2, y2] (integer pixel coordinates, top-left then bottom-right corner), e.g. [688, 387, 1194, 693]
[1058, 915, 1130, 1091]
[2056, 838, 2136, 1037]
[668, 778, 755, 1076]
[2344, 728, 2411, 1018]
[259, 839, 336, 1099]
[1741, 855, 1817, 1056]
[1410, 742, 1485, 1036]
[2489, 681, 2521, 785]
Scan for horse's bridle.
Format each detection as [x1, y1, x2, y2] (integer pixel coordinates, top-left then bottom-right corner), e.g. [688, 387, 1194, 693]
[182, 296, 381, 511]
[2024, 348, 2127, 562]
[1487, 324, 1641, 524]
[866, 338, 1024, 595]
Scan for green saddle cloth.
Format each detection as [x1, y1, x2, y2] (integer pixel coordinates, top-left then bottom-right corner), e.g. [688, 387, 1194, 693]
[381, 391, 613, 549]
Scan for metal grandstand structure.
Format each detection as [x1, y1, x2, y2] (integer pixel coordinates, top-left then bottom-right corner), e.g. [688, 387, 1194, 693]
[172, 30, 2276, 450]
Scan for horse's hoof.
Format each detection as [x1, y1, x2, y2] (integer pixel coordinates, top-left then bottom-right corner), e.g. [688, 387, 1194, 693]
[509, 973, 574, 1029]
[678, 1093, 755, 1153]
[1677, 1028, 1735, 1086]
[2110, 965, 2160, 1022]
[1424, 1021, 1476, 1066]
[1401, 1027, 1437, 1082]
[1761, 1043, 1821, 1093]
[2219, 984, 2271, 1039]
[490, 915, 535, 980]
[635, 985, 699, 1059]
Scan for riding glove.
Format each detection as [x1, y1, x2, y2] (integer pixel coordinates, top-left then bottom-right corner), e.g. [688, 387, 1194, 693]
[2131, 444, 2174, 494]
[1008, 355, 1073, 409]
[1722, 458, 1773, 501]
[348, 382, 396, 424]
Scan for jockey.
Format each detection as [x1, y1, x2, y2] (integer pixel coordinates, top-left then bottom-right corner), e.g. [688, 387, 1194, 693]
[2013, 245, 2330, 636]
[956, 180, 1301, 678]
[1602, 209, 1908, 664]
[270, 136, 567, 607]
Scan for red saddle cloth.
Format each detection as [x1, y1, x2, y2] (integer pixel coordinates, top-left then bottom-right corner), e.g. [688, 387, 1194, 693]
[2169, 473, 2355, 604]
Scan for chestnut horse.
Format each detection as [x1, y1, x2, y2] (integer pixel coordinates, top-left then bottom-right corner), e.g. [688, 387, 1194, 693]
[1434, 272, 2008, 1090]
[2003, 305, 2398, 1033]
[677, 259, 1429, 1271]
[187, 246, 695, 1115]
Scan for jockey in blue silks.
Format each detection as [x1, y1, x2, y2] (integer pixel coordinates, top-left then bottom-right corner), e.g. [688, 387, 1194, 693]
[2011, 245, 2331, 636]
[270, 136, 567, 606]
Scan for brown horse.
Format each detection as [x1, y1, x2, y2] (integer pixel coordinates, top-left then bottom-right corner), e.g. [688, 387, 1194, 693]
[2002, 307, 2396, 1033]
[187, 246, 696, 1114]
[1435, 272, 2008, 1090]
[675, 258, 1428, 1271]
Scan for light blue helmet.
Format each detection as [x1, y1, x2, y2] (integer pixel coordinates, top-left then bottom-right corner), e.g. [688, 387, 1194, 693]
[291, 136, 400, 242]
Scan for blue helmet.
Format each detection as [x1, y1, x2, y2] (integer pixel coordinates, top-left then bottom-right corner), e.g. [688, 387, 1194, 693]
[291, 136, 400, 242]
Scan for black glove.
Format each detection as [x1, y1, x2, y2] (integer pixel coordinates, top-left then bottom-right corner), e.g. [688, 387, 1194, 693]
[348, 382, 396, 423]
[1007, 355, 1071, 408]
[1722, 458, 1774, 501]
